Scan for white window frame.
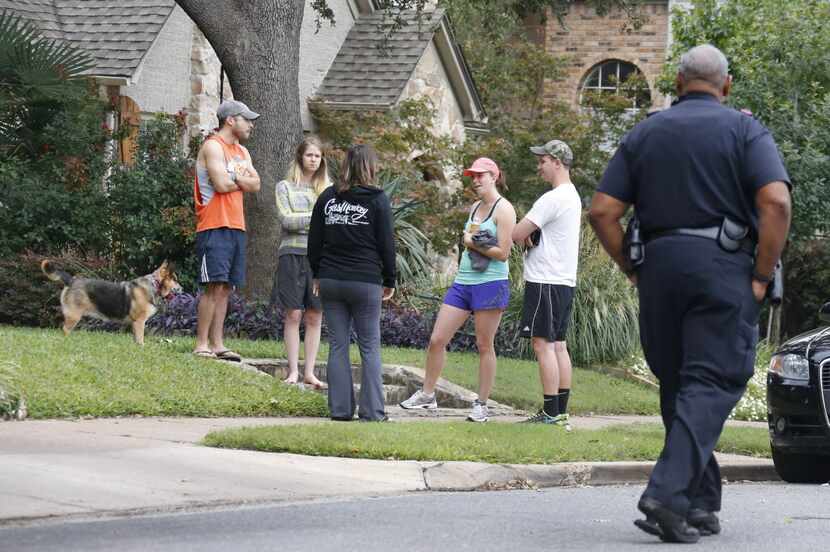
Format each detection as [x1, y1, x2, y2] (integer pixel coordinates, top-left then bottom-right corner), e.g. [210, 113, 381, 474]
[580, 60, 650, 108]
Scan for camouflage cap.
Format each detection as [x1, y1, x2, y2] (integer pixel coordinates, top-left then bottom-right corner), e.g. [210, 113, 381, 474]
[529, 140, 573, 166]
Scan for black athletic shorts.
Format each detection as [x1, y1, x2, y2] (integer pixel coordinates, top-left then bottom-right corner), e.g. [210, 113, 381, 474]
[275, 254, 322, 311]
[519, 282, 575, 342]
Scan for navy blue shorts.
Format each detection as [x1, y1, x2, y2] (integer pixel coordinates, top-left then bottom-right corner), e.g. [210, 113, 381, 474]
[443, 280, 510, 312]
[195, 228, 246, 287]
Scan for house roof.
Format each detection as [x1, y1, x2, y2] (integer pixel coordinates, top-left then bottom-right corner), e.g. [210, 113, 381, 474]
[0, 0, 175, 80]
[313, 9, 486, 126]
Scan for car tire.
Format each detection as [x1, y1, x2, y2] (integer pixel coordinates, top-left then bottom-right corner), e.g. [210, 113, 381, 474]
[771, 447, 830, 483]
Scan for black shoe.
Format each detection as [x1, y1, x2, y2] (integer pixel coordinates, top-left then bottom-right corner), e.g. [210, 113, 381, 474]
[636, 497, 701, 544]
[331, 415, 354, 421]
[687, 508, 721, 536]
[633, 516, 662, 537]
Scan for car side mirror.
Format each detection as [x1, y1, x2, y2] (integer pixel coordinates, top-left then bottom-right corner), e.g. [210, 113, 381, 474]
[820, 302, 830, 324]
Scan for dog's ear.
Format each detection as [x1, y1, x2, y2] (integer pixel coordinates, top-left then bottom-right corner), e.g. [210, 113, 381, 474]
[157, 260, 172, 278]
[165, 260, 179, 280]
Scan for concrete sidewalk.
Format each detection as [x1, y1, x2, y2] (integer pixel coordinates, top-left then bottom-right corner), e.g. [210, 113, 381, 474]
[0, 415, 777, 525]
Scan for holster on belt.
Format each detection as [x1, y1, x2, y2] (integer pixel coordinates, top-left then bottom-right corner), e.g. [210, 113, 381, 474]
[717, 217, 749, 252]
[767, 261, 784, 305]
[623, 213, 644, 273]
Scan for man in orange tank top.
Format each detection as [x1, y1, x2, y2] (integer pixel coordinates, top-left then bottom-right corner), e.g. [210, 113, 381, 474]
[192, 100, 261, 361]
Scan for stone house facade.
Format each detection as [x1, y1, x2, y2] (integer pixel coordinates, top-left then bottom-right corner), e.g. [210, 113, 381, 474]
[4, 0, 486, 161]
[528, 0, 691, 111]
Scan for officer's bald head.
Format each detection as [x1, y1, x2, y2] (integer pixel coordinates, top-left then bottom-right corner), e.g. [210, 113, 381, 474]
[678, 45, 729, 90]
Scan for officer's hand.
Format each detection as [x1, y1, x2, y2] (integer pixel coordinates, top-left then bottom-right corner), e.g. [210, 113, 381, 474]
[751, 279, 768, 303]
[312, 279, 320, 297]
[382, 287, 395, 301]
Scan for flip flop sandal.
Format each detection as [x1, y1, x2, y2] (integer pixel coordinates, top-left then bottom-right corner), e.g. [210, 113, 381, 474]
[214, 349, 242, 362]
[193, 350, 216, 358]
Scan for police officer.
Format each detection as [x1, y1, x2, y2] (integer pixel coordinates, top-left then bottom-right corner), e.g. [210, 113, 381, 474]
[589, 44, 791, 543]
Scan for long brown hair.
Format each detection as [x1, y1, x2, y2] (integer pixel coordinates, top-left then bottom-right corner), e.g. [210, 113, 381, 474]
[337, 144, 378, 193]
[285, 136, 331, 195]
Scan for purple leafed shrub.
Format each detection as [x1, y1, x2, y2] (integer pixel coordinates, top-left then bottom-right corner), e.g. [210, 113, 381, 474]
[79, 292, 524, 357]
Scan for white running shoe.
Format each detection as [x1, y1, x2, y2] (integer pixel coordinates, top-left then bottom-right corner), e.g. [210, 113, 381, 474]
[466, 399, 489, 423]
[400, 389, 438, 410]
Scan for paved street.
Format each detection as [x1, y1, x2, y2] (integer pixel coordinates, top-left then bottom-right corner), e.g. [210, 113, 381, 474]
[2, 483, 829, 551]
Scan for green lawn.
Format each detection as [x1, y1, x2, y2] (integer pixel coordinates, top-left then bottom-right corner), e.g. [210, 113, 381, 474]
[203, 422, 771, 464]
[217, 340, 659, 416]
[3, 324, 657, 419]
[1, 326, 326, 419]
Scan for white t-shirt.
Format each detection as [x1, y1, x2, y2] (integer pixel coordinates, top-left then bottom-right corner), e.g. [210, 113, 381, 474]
[523, 182, 582, 286]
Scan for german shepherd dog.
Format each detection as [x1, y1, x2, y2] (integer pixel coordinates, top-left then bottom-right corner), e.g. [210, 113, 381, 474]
[41, 260, 182, 345]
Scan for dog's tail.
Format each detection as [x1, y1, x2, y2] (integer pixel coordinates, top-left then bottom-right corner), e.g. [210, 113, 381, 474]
[41, 260, 74, 286]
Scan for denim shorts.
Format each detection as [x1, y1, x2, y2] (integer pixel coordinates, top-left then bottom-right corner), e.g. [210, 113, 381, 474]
[443, 280, 510, 312]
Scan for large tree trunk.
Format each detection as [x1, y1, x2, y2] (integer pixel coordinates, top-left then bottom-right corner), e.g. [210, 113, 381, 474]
[175, 0, 305, 299]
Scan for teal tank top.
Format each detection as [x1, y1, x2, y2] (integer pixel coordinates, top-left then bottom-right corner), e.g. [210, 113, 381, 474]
[455, 199, 509, 285]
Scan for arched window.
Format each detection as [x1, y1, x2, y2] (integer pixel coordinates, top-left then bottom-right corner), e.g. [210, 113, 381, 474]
[580, 60, 651, 108]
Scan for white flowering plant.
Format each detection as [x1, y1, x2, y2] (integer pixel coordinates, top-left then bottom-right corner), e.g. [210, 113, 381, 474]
[623, 341, 773, 422]
[730, 340, 774, 422]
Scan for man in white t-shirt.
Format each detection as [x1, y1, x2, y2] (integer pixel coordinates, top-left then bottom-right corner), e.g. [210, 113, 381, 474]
[512, 139, 582, 429]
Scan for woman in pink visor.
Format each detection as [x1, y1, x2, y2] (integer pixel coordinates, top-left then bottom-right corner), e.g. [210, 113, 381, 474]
[400, 157, 516, 422]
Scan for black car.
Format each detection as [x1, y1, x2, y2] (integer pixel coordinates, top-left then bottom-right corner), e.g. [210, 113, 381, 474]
[767, 302, 830, 483]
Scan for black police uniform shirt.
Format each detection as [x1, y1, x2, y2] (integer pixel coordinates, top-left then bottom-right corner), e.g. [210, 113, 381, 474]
[597, 92, 791, 237]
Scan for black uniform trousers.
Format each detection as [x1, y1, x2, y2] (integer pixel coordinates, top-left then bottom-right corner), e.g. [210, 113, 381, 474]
[637, 235, 760, 515]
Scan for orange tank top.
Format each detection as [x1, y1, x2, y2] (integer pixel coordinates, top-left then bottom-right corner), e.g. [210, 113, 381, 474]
[194, 135, 247, 232]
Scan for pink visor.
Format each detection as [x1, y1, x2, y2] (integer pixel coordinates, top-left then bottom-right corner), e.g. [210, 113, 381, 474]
[463, 157, 500, 180]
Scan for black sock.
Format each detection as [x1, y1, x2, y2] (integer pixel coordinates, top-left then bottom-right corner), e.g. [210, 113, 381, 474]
[543, 394, 559, 417]
[558, 389, 570, 415]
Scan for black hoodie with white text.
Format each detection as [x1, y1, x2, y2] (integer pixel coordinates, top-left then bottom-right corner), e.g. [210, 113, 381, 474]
[307, 185, 397, 288]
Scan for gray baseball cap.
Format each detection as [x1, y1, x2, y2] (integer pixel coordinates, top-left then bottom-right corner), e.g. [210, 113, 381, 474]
[530, 139, 573, 166]
[216, 100, 260, 122]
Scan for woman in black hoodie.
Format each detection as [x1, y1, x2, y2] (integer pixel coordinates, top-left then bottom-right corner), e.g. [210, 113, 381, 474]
[308, 144, 396, 422]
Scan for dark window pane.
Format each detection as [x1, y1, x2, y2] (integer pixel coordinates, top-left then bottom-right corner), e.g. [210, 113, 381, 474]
[585, 67, 600, 88]
[618, 63, 634, 83]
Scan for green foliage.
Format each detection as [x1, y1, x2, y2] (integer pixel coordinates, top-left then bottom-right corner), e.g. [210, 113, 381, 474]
[378, 171, 432, 287]
[783, 239, 830, 337]
[567, 219, 640, 364]
[107, 113, 198, 289]
[0, 156, 111, 257]
[0, 360, 25, 419]
[2, 107, 198, 295]
[314, 97, 463, 259]
[0, 10, 94, 159]
[665, 0, 830, 240]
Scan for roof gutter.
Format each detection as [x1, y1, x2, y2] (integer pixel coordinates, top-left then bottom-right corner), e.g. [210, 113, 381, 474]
[432, 14, 487, 126]
[307, 99, 393, 112]
[90, 76, 131, 87]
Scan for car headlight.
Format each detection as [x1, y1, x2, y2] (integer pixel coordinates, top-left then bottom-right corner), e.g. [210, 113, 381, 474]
[768, 353, 810, 381]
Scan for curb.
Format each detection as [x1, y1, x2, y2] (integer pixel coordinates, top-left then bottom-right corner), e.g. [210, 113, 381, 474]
[421, 459, 779, 491]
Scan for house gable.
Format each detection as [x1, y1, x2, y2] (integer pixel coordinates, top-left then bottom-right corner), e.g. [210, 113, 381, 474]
[311, 9, 485, 134]
[0, 0, 176, 83]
